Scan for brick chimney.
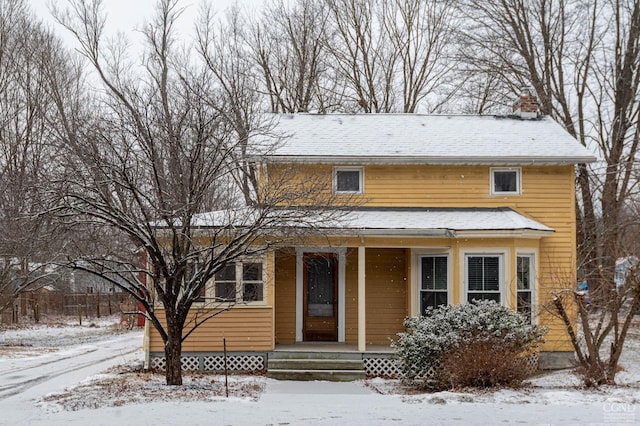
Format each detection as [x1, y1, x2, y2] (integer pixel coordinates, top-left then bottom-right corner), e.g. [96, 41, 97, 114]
[513, 88, 539, 119]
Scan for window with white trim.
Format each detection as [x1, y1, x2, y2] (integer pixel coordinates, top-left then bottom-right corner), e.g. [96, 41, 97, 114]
[334, 167, 363, 193]
[214, 264, 236, 302]
[466, 254, 502, 303]
[491, 168, 521, 195]
[214, 260, 265, 303]
[517, 255, 534, 322]
[242, 262, 264, 302]
[419, 255, 448, 313]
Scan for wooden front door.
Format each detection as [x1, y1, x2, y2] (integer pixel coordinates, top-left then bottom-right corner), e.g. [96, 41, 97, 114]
[303, 253, 338, 341]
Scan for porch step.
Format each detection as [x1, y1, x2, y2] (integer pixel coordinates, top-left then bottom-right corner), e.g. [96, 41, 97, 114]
[267, 354, 366, 381]
[267, 368, 366, 382]
[268, 358, 364, 371]
[269, 351, 362, 360]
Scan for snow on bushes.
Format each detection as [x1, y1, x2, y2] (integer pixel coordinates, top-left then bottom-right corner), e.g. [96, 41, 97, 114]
[392, 300, 547, 390]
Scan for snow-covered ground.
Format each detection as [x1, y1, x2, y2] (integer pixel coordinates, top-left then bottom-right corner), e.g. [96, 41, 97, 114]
[1, 316, 639, 425]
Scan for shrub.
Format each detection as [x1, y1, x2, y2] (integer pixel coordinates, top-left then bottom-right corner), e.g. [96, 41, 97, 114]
[392, 300, 547, 390]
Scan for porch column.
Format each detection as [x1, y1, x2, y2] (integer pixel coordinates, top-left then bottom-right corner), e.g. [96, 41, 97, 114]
[358, 246, 366, 352]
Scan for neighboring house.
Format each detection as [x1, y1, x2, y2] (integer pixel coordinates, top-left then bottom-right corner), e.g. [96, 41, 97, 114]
[144, 93, 596, 377]
[64, 267, 124, 294]
[614, 256, 639, 291]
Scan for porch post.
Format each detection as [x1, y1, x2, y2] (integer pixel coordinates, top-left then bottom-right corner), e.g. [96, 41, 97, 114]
[358, 246, 366, 352]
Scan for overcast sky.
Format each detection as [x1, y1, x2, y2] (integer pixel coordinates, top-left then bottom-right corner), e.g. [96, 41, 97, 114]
[29, 0, 266, 50]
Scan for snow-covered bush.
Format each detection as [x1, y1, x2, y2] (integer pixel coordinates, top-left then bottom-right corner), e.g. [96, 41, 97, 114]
[392, 300, 547, 390]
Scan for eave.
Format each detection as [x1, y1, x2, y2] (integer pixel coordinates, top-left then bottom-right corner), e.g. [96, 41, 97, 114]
[258, 155, 597, 165]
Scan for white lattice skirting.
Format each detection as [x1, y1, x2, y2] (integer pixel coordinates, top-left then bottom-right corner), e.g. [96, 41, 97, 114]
[149, 352, 538, 377]
[149, 354, 266, 373]
[362, 353, 538, 379]
[516, 352, 540, 375]
[363, 356, 400, 378]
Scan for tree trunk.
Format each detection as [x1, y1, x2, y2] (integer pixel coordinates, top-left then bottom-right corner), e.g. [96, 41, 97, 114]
[164, 322, 184, 385]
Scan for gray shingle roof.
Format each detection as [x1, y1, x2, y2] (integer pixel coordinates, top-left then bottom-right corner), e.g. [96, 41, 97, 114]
[261, 114, 596, 165]
[188, 207, 553, 238]
[338, 207, 553, 236]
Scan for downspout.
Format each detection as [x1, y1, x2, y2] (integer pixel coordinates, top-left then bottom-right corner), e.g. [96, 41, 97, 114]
[143, 318, 150, 370]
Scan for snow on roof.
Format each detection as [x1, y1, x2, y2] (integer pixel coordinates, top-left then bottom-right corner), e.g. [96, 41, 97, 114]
[260, 114, 596, 165]
[328, 207, 553, 237]
[188, 207, 553, 238]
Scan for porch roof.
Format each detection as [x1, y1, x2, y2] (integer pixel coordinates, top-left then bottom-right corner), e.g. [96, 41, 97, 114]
[189, 207, 553, 238]
[323, 207, 553, 238]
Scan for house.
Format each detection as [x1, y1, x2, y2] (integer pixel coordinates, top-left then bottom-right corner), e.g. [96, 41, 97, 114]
[614, 256, 639, 291]
[144, 93, 596, 378]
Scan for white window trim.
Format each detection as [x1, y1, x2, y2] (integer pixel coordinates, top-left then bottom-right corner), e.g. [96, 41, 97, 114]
[418, 254, 451, 315]
[516, 251, 538, 324]
[207, 257, 267, 306]
[460, 248, 510, 306]
[410, 248, 452, 316]
[333, 167, 364, 194]
[490, 167, 521, 195]
[295, 247, 346, 342]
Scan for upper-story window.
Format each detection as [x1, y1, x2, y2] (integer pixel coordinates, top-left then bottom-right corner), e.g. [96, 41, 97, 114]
[491, 167, 521, 195]
[334, 167, 363, 194]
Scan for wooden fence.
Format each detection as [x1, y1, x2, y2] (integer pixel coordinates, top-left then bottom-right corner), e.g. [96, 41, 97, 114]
[1, 291, 134, 324]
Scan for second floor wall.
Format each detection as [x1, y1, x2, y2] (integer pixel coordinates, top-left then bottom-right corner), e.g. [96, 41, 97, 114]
[267, 163, 574, 212]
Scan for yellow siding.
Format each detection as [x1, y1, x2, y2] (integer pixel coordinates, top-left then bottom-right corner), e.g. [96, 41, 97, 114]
[365, 248, 408, 345]
[274, 249, 296, 344]
[265, 164, 577, 351]
[148, 307, 274, 352]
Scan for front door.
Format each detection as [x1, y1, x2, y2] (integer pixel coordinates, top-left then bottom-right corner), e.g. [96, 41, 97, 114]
[303, 253, 338, 341]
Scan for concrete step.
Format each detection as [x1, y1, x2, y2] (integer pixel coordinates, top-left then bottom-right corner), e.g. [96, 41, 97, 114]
[269, 351, 362, 360]
[267, 369, 366, 382]
[268, 358, 364, 371]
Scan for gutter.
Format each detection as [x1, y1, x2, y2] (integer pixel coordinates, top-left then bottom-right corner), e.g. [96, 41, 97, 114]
[328, 228, 456, 237]
[455, 229, 554, 238]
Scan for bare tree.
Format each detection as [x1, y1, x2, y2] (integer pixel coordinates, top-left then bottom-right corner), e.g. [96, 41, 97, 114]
[0, 0, 71, 317]
[250, 0, 336, 113]
[551, 262, 640, 386]
[325, 0, 398, 112]
[381, 0, 461, 112]
[196, 4, 265, 205]
[50, 0, 347, 385]
[324, 0, 460, 112]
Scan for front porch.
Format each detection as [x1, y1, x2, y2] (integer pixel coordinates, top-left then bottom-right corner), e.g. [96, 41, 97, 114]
[148, 343, 398, 380]
[274, 246, 410, 353]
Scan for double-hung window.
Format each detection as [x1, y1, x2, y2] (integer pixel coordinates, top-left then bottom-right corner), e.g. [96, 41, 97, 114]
[334, 167, 363, 194]
[491, 168, 521, 195]
[242, 262, 264, 302]
[517, 255, 534, 322]
[214, 260, 265, 303]
[466, 254, 502, 303]
[419, 256, 448, 313]
[214, 264, 237, 302]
